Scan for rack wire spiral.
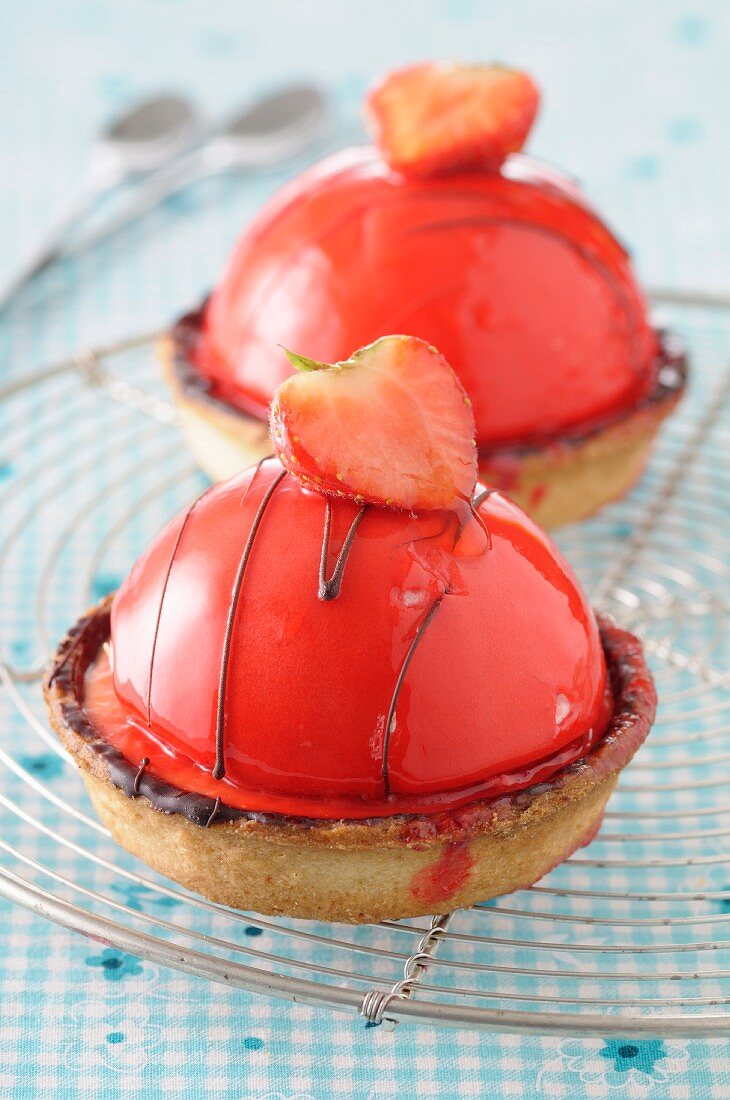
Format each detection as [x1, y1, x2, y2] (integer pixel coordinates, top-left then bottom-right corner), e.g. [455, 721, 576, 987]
[0, 290, 728, 1036]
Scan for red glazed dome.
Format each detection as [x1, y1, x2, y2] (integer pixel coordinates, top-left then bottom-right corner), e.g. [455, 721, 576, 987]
[199, 147, 659, 448]
[85, 459, 614, 820]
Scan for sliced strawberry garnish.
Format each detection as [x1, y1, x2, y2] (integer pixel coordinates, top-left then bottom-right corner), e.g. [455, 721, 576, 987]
[269, 335, 477, 511]
[365, 61, 539, 178]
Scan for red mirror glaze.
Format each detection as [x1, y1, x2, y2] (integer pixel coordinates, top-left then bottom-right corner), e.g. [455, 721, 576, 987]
[85, 460, 613, 819]
[201, 148, 658, 447]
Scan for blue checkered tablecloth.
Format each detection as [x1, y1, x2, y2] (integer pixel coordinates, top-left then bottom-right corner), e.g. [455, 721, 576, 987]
[1, 1, 729, 1097]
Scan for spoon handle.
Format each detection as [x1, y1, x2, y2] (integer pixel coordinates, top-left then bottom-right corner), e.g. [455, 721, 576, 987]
[65, 115, 328, 258]
[61, 86, 329, 261]
[64, 150, 214, 258]
[0, 170, 112, 314]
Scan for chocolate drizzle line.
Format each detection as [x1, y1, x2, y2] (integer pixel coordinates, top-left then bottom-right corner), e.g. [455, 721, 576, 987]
[472, 488, 497, 511]
[205, 797, 221, 828]
[381, 595, 444, 796]
[318, 500, 368, 601]
[468, 489, 495, 550]
[133, 757, 150, 795]
[213, 468, 287, 780]
[146, 495, 203, 728]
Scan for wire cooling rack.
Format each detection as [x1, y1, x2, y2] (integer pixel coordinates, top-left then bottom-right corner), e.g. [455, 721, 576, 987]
[0, 290, 728, 1036]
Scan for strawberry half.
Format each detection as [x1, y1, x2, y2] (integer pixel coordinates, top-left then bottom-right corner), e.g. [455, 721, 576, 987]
[365, 61, 539, 178]
[269, 335, 478, 511]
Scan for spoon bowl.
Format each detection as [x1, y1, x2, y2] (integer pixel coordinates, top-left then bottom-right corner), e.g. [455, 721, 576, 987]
[97, 93, 202, 174]
[212, 84, 329, 167]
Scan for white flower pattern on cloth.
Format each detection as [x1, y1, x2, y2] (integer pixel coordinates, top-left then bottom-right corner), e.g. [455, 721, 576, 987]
[536, 1038, 692, 1097]
[60, 1003, 164, 1072]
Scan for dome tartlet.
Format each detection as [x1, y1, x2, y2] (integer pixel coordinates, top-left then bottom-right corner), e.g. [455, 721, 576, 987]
[45, 338, 656, 922]
[161, 61, 686, 528]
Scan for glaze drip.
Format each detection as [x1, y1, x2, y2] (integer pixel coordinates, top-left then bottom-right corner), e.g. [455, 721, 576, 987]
[214, 467, 287, 780]
[318, 500, 368, 601]
[382, 595, 444, 795]
[316, 487, 491, 790]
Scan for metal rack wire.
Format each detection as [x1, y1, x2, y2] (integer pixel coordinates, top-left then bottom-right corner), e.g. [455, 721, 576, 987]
[0, 290, 728, 1035]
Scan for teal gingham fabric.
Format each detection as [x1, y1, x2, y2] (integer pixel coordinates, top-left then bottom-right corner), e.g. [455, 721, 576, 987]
[1, 1, 729, 1097]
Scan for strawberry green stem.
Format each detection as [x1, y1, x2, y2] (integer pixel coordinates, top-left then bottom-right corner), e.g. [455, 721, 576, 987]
[282, 348, 331, 373]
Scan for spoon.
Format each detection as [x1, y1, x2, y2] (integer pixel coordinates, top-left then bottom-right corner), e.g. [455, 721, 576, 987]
[0, 93, 201, 313]
[64, 84, 329, 259]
